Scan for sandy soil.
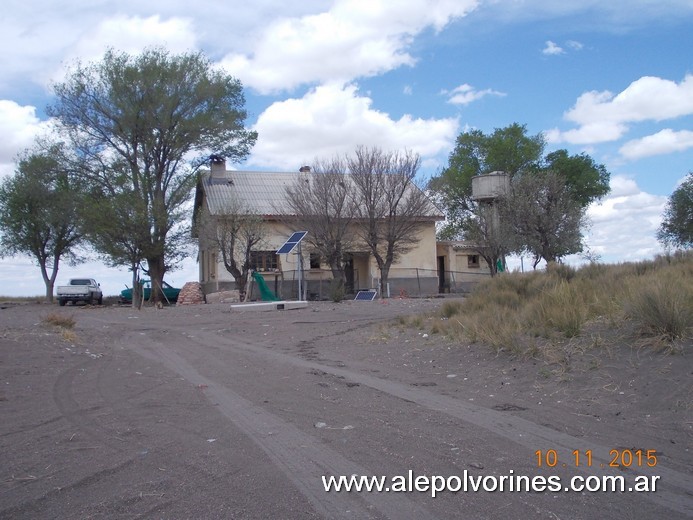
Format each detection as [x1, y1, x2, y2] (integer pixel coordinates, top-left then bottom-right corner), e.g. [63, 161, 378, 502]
[0, 298, 691, 519]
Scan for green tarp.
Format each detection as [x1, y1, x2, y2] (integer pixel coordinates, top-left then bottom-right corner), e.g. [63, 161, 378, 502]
[252, 271, 280, 301]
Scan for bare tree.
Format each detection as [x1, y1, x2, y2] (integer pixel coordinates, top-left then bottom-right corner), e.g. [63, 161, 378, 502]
[283, 159, 357, 289]
[349, 146, 434, 296]
[197, 197, 267, 299]
[461, 201, 519, 276]
[503, 171, 585, 265]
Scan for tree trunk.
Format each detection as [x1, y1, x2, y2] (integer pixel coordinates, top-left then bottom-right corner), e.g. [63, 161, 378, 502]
[39, 257, 56, 303]
[146, 254, 166, 304]
[378, 264, 390, 297]
[235, 271, 249, 299]
[131, 263, 141, 310]
[329, 264, 345, 287]
[45, 280, 54, 303]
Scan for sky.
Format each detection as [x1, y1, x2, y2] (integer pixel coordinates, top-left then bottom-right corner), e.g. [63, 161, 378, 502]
[0, 0, 692, 297]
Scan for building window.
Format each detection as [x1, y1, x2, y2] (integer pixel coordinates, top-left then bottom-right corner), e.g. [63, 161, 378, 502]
[468, 255, 480, 268]
[251, 251, 278, 271]
[309, 253, 321, 269]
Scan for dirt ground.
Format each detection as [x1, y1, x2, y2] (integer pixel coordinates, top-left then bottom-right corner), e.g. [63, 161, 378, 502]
[0, 297, 691, 519]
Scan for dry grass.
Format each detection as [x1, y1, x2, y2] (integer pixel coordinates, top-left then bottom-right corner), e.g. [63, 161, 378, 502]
[0, 296, 46, 303]
[42, 312, 78, 343]
[43, 312, 76, 329]
[423, 251, 693, 357]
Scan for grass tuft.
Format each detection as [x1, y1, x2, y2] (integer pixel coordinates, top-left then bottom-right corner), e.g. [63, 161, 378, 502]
[43, 312, 76, 329]
[625, 277, 693, 341]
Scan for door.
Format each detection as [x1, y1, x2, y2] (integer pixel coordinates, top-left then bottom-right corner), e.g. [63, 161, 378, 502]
[437, 255, 446, 293]
[344, 254, 354, 294]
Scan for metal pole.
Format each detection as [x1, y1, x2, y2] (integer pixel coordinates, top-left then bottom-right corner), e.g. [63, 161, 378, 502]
[297, 242, 303, 301]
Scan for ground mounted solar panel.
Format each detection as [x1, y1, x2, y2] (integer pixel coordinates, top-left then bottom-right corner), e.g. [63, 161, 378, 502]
[276, 231, 307, 254]
[354, 290, 377, 301]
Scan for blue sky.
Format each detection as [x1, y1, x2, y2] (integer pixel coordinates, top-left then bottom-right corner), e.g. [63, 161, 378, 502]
[0, 0, 692, 297]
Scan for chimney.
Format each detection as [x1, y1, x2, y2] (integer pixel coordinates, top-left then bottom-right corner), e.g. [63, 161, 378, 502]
[299, 165, 311, 173]
[210, 154, 226, 177]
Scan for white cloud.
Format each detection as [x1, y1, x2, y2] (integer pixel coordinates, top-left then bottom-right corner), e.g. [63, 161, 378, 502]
[443, 84, 506, 106]
[0, 100, 52, 177]
[568, 75, 693, 125]
[542, 41, 564, 55]
[545, 122, 628, 145]
[51, 15, 198, 84]
[403, 85, 413, 95]
[542, 39, 583, 56]
[219, 0, 478, 93]
[0, 1, 319, 91]
[584, 175, 666, 262]
[550, 74, 693, 144]
[607, 176, 641, 197]
[619, 129, 693, 160]
[248, 83, 458, 169]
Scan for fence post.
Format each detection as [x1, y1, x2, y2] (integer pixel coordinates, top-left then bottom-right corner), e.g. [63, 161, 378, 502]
[416, 268, 421, 297]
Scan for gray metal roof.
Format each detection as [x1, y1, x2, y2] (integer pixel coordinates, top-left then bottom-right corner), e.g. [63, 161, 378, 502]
[200, 170, 444, 219]
[202, 171, 298, 216]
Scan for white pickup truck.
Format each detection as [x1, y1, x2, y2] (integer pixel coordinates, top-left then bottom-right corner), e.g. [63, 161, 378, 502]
[56, 278, 103, 306]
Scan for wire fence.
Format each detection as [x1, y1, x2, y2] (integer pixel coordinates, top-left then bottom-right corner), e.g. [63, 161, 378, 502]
[247, 267, 490, 301]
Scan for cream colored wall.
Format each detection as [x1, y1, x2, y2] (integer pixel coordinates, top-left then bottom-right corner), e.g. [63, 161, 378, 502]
[199, 206, 441, 285]
[395, 222, 438, 271]
[435, 242, 491, 274]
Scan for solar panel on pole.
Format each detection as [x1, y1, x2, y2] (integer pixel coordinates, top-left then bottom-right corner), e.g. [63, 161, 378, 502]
[276, 231, 307, 254]
[276, 231, 308, 301]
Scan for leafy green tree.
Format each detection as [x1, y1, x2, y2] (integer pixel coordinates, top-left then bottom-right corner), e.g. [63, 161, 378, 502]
[80, 181, 150, 308]
[429, 123, 545, 238]
[657, 172, 693, 249]
[48, 48, 257, 303]
[542, 149, 611, 207]
[0, 146, 84, 301]
[430, 123, 610, 267]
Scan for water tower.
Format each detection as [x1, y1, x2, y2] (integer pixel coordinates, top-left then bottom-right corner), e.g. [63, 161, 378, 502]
[471, 171, 509, 202]
[471, 171, 510, 271]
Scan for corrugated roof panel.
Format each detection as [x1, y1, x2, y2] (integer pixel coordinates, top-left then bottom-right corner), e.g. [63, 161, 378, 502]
[201, 170, 444, 219]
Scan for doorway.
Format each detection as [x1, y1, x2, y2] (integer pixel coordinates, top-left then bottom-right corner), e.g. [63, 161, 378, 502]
[437, 255, 446, 293]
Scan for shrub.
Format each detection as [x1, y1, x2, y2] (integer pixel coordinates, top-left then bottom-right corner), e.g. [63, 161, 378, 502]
[43, 312, 75, 329]
[329, 279, 345, 302]
[403, 252, 692, 355]
[440, 300, 463, 318]
[547, 262, 577, 282]
[625, 278, 693, 341]
[525, 282, 586, 338]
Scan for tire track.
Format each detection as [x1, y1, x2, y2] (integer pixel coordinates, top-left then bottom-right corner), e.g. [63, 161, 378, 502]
[187, 328, 693, 518]
[133, 335, 439, 520]
[80, 311, 693, 517]
[52, 358, 124, 451]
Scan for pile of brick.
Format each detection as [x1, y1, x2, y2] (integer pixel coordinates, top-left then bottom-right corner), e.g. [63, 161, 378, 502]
[176, 282, 206, 305]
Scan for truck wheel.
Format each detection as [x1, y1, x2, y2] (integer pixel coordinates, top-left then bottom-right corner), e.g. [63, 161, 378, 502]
[97, 295, 103, 305]
[58, 299, 66, 307]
